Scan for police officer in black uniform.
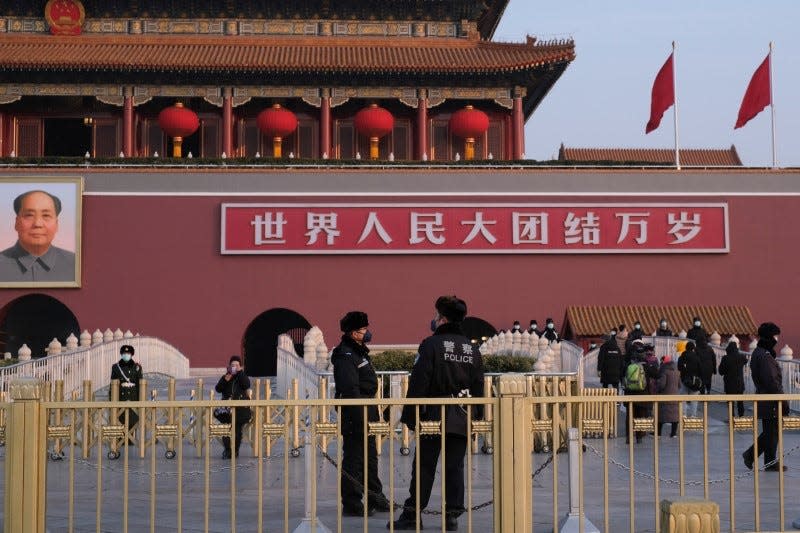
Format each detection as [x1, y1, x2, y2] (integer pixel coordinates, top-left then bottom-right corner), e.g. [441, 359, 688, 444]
[332, 311, 390, 516]
[391, 296, 485, 531]
[110, 344, 143, 430]
[542, 317, 560, 343]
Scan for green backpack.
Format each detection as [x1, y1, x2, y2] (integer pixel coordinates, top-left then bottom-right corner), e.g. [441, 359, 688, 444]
[624, 362, 646, 392]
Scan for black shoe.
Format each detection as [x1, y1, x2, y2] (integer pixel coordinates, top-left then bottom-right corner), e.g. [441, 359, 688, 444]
[389, 513, 423, 530]
[343, 506, 375, 517]
[371, 497, 392, 512]
[764, 464, 787, 472]
[446, 515, 458, 531]
[222, 449, 231, 459]
[742, 452, 753, 470]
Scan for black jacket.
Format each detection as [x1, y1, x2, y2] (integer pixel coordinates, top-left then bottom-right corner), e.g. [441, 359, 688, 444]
[401, 322, 484, 435]
[718, 343, 747, 393]
[696, 340, 717, 383]
[597, 337, 624, 383]
[110, 358, 143, 401]
[677, 347, 702, 384]
[750, 338, 785, 419]
[656, 327, 674, 337]
[215, 371, 251, 421]
[541, 327, 559, 342]
[331, 335, 379, 435]
[686, 326, 707, 344]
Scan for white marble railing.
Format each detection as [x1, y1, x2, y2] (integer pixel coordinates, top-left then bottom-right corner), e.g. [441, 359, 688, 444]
[276, 334, 322, 400]
[0, 335, 189, 397]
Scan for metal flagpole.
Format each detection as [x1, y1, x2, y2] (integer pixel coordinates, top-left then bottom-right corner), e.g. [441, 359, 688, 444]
[769, 42, 777, 168]
[672, 41, 680, 169]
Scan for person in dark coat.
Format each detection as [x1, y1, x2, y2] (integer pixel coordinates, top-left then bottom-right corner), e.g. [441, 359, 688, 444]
[528, 320, 539, 336]
[742, 322, 788, 472]
[597, 328, 623, 389]
[677, 341, 703, 416]
[695, 335, 717, 394]
[718, 340, 748, 417]
[656, 318, 673, 337]
[331, 311, 390, 516]
[686, 316, 708, 344]
[110, 344, 143, 431]
[541, 317, 560, 343]
[214, 355, 252, 458]
[623, 340, 659, 444]
[625, 321, 645, 354]
[392, 296, 484, 531]
[656, 355, 681, 437]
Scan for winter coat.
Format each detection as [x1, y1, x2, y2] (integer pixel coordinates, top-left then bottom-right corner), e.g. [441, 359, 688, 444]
[541, 327, 559, 343]
[677, 347, 702, 390]
[656, 327, 674, 337]
[696, 342, 717, 384]
[401, 322, 484, 436]
[686, 326, 708, 344]
[215, 369, 252, 422]
[657, 362, 681, 423]
[749, 339, 786, 420]
[718, 343, 748, 394]
[597, 337, 624, 384]
[110, 358, 143, 401]
[331, 335, 379, 435]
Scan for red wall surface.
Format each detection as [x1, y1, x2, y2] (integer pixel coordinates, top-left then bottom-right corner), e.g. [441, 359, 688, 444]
[2, 193, 797, 367]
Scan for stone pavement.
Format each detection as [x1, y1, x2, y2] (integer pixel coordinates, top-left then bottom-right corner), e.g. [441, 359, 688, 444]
[1, 378, 798, 532]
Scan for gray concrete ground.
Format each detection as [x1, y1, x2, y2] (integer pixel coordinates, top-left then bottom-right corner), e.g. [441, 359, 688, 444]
[1, 378, 799, 532]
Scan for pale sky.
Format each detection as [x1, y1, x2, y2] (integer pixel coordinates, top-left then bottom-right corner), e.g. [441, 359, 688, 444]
[494, 1, 800, 167]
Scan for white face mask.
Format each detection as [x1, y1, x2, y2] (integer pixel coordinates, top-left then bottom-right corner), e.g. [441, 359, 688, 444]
[634, 324, 641, 330]
[547, 323, 554, 329]
[514, 325, 520, 330]
[121, 354, 132, 362]
[694, 321, 701, 327]
[660, 322, 667, 328]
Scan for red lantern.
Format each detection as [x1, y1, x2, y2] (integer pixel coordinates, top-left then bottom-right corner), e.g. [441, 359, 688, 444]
[354, 104, 394, 160]
[256, 104, 298, 158]
[158, 102, 199, 158]
[449, 105, 489, 160]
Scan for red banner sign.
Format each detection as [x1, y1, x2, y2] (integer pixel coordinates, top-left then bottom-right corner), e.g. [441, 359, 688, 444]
[221, 203, 729, 254]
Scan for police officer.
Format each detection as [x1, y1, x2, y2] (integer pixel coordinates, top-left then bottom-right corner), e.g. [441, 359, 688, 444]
[391, 296, 485, 531]
[110, 344, 143, 430]
[542, 317, 560, 342]
[331, 311, 390, 516]
[597, 327, 623, 389]
[656, 318, 673, 337]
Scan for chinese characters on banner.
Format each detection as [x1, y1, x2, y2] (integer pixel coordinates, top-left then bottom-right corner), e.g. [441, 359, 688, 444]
[221, 203, 729, 254]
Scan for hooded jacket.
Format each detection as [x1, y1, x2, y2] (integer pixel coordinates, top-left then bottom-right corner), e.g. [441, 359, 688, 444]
[718, 342, 748, 394]
[749, 337, 785, 419]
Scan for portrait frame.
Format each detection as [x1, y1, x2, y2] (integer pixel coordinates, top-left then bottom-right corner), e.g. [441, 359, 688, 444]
[0, 177, 83, 288]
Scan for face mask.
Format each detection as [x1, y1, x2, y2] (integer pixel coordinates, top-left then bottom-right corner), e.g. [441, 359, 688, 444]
[229, 366, 238, 375]
[430, 319, 438, 333]
[634, 324, 641, 330]
[531, 325, 538, 330]
[660, 322, 667, 328]
[547, 323, 554, 329]
[121, 354, 131, 362]
[694, 321, 701, 327]
[513, 325, 520, 331]
[363, 330, 373, 343]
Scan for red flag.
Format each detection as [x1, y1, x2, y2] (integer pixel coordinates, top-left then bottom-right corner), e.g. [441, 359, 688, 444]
[735, 54, 771, 129]
[645, 53, 675, 134]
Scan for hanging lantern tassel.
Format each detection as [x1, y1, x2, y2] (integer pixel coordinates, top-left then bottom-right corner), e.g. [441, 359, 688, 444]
[272, 136, 283, 158]
[369, 137, 380, 160]
[464, 137, 476, 161]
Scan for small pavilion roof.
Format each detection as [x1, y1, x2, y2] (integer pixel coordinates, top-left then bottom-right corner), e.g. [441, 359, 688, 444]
[558, 145, 743, 166]
[563, 305, 756, 339]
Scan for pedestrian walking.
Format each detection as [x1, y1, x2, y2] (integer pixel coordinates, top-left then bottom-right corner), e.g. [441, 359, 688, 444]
[718, 340, 748, 417]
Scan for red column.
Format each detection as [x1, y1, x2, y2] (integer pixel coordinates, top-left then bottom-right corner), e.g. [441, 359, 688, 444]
[222, 87, 233, 157]
[0, 112, 4, 157]
[416, 89, 428, 160]
[123, 87, 134, 157]
[320, 88, 331, 158]
[3, 113, 13, 157]
[512, 88, 525, 160]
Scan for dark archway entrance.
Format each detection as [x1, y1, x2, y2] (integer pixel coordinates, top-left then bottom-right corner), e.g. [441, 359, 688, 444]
[0, 294, 80, 358]
[242, 308, 311, 377]
[461, 316, 497, 344]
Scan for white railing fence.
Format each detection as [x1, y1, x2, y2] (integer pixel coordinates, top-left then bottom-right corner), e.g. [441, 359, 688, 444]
[0, 334, 189, 397]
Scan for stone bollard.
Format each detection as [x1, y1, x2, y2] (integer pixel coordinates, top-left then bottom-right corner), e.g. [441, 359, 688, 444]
[659, 498, 720, 533]
[103, 328, 114, 343]
[65, 333, 78, 351]
[113, 328, 124, 340]
[47, 338, 62, 356]
[778, 344, 794, 361]
[91, 329, 103, 345]
[17, 344, 32, 361]
[5, 378, 47, 533]
[79, 330, 91, 347]
[709, 331, 721, 347]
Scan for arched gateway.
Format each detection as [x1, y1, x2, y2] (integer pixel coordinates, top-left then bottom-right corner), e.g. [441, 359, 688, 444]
[242, 308, 311, 376]
[0, 294, 80, 358]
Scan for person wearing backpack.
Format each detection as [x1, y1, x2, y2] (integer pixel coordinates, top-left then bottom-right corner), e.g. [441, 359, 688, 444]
[718, 340, 748, 417]
[623, 340, 658, 443]
[677, 341, 703, 417]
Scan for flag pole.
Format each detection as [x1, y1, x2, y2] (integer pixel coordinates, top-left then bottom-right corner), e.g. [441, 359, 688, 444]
[672, 41, 680, 169]
[769, 42, 777, 168]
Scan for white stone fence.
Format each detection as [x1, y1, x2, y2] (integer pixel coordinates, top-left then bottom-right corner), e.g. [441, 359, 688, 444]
[0, 329, 190, 397]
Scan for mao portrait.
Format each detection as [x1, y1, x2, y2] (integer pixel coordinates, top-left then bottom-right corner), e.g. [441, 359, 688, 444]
[0, 178, 82, 287]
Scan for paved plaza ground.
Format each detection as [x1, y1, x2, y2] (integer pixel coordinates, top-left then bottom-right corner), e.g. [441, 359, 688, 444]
[1, 377, 798, 532]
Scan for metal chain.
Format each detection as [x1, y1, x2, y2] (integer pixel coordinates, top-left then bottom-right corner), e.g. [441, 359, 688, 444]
[316, 443, 493, 515]
[583, 441, 800, 486]
[68, 452, 288, 477]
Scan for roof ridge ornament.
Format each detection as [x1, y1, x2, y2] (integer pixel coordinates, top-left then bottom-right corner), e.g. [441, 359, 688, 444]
[45, 0, 85, 36]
